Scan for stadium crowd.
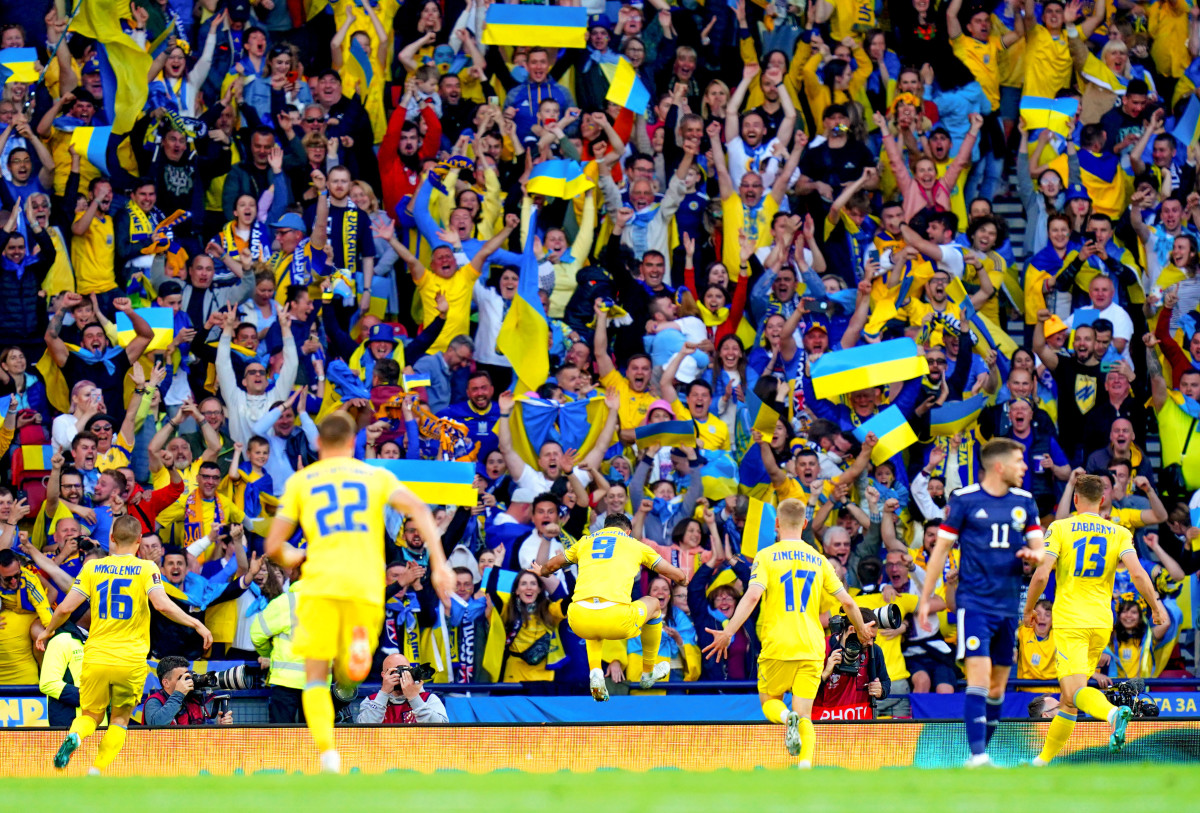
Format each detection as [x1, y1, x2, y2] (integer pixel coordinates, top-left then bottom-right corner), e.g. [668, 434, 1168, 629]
[0, 0, 1199, 725]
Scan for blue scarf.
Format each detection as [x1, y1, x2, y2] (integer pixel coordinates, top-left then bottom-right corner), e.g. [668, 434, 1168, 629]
[69, 345, 126, 375]
[586, 47, 619, 70]
[1178, 393, 1200, 420]
[628, 204, 659, 258]
[243, 583, 269, 617]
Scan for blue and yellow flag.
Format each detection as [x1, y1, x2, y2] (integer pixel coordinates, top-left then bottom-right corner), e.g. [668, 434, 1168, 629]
[1019, 96, 1077, 139]
[852, 405, 917, 465]
[480, 5, 587, 48]
[700, 451, 738, 500]
[527, 160, 595, 200]
[70, 2, 154, 133]
[744, 375, 783, 434]
[19, 445, 53, 472]
[809, 339, 929, 401]
[348, 36, 374, 90]
[634, 420, 697, 449]
[1172, 97, 1200, 154]
[930, 393, 987, 437]
[402, 373, 432, 390]
[507, 394, 608, 470]
[605, 57, 650, 114]
[69, 126, 112, 177]
[115, 307, 173, 352]
[0, 48, 38, 84]
[366, 459, 478, 507]
[740, 498, 777, 559]
[496, 207, 550, 391]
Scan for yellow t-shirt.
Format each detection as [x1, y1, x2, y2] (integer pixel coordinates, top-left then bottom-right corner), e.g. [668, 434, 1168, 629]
[1149, 2, 1189, 79]
[96, 432, 133, 473]
[1024, 26, 1072, 99]
[1016, 626, 1057, 686]
[853, 591, 919, 681]
[71, 210, 117, 295]
[1107, 506, 1147, 532]
[722, 195, 779, 281]
[750, 539, 844, 661]
[1045, 513, 1134, 629]
[830, 0, 875, 43]
[276, 456, 403, 605]
[71, 554, 163, 666]
[671, 399, 730, 451]
[600, 369, 656, 432]
[952, 33, 1003, 110]
[156, 493, 246, 554]
[416, 265, 481, 354]
[564, 529, 662, 603]
[152, 459, 202, 497]
[995, 14, 1026, 89]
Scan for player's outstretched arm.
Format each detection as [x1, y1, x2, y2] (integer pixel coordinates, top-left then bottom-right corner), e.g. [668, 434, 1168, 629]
[1023, 558, 1055, 627]
[34, 588, 87, 651]
[538, 553, 568, 578]
[836, 591, 875, 646]
[702, 583, 764, 661]
[653, 559, 688, 585]
[390, 485, 454, 600]
[917, 532, 956, 626]
[1122, 552, 1169, 626]
[264, 516, 304, 570]
[150, 588, 214, 649]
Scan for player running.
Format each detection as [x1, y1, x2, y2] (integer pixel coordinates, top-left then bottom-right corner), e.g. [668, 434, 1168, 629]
[538, 514, 687, 700]
[1025, 474, 1166, 763]
[265, 412, 453, 773]
[702, 499, 873, 767]
[918, 437, 1045, 768]
[36, 515, 213, 774]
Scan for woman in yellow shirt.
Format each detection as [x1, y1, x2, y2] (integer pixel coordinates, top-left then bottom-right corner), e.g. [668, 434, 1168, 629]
[490, 571, 567, 685]
[802, 36, 871, 134]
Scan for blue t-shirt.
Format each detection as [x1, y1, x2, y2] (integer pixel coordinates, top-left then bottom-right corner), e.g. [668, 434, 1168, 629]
[940, 483, 1042, 616]
[1010, 433, 1068, 491]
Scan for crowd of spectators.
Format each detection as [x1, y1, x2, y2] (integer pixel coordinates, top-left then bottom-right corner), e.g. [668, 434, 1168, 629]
[1, 0, 1199, 723]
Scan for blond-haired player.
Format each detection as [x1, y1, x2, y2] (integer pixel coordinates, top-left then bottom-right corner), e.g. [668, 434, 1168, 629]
[37, 515, 212, 773]
[265, 412, 453, 773]
[1025, 473, 1166, 764]
[702, 498, 874, 766]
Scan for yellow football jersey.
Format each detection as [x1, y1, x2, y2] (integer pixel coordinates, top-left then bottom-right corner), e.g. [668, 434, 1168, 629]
[1045, 513, 1134, 629]
[565, 529, 662, 604]
[750, 539, 844, 661]
[1016, 625, 1057, 687]
[71, 555, 163, 666]
[277, 457, 404, 607]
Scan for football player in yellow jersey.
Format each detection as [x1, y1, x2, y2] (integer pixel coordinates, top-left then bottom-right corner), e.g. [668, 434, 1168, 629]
[703, 499, 874, 767]
[35, 515, 212, 773]
[538, 514, 687, 701]
[1024, 475, 1166, 764]
[265, 412, 453, 774]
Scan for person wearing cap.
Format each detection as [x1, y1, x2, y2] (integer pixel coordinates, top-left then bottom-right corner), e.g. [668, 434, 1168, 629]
[267, 185, 329, 301]
[1034, 306, 1103, 467]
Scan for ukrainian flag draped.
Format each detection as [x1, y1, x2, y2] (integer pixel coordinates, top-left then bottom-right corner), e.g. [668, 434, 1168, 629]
[740, 498, 777, 558]
[115, 307, 173, 352]
[506, 394, 608, 470]
[366, 459, 478, 507]
[496, 207, 550, 392]
[700, 451, 738, 500]
[480, 5, 587, 48]
[853, 405, 917, 465]
[70, 1, 154, 133]
[527, 160, 595, 200]
[809, 339, 929, 400]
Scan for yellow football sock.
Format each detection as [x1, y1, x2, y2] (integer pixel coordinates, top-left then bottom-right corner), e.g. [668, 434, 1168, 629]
[68, 714, 98, 741]
[1037, 711, 1077, 764]
[302, 683, 335, 754]
[762, 698, 790, 725]
[1074, 687, 1117, 722]
[640, 619, 662, 672]
[93, 724, 127, 770]
[585, 638, 604, 671]
[798, 718, 816, 763]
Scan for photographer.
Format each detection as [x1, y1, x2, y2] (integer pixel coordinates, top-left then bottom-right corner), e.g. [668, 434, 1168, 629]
[144, 656, 234, 726]
[355, 654, 448, 724]
[814, 615, 891, 721]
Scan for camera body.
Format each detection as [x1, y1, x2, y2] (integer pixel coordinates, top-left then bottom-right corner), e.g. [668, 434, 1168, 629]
[190, 664, 264, 692]
[1104, 679, 1159, 718]
[76, 537, 96, 552]
[829, 604, 902, 675]
[390, 662, 436, 684]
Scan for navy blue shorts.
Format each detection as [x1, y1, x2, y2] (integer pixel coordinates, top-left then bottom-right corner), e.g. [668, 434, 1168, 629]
[956, 609, 1017, 667]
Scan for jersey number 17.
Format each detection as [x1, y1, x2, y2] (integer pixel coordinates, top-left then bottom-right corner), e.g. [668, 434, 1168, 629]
[780, 569, 815, 612]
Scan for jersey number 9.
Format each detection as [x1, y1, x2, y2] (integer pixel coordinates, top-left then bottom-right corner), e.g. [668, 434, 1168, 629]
[96, 578, 133, 620]
[313, 482, 370, 535]
[591, 536, 616, 559]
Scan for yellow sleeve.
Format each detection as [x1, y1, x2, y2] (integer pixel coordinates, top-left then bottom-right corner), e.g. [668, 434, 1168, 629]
[225, 497, 246, 524]
[749, 553, 768, 591]
[38, 634, 71, 700]
[479, 168, 503, 239]
[142, 560, 164, 594]
[564, 542, 580, 564]
[1044, 522, 1062, 558]
[850, 46, 872, 89]
[721, 196, 743, 280]
[156, 499, 185, 527]
[599, 369, 626, 392]
[568, 192, 597, 270]
[821, 556, 843, 597]
[24, 570, 53, 625]
[639, 541, 663, 570]
[739, 31, 759, 66]
[1116, 526, 1135, 558]
[897, 592, 920, 616]
[277, 474, 301, 523]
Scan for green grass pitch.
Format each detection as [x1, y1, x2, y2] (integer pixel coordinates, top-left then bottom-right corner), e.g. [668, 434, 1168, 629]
[5, 764, 1197, 812]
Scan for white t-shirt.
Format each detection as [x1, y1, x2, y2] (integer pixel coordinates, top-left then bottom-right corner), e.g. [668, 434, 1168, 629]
[726, 136, 782, 188]
[515, 465, 592, 495]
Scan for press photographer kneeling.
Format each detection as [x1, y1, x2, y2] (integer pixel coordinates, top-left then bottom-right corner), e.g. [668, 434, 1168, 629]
[356, 654, 448, 724]
[814, 608, 895, 720]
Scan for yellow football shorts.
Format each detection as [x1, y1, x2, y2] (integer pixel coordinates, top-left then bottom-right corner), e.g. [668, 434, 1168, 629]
[757, 658, 823, 700]
[79, 660, 147, 712]
[1055, 627, 1109, 679]
[567, 598, 649, 641]
[293, 595, 385, 664]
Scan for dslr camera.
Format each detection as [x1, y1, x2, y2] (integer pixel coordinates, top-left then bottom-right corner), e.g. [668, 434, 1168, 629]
[390, 662, 436, 684]
[1104, 678, 1160, 719]
[191, 664, 265, 692]
[829, 605, 902, 675]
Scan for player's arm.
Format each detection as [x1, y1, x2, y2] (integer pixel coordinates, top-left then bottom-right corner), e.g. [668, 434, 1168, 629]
[1122, 550, 1168, 626]
[538, 552, 569, 578]
[389, 484, 453, 600]
[917, 529, 957, 626]
[702, 583, 763, 661]
[652, 558, 687, 585]
[33, 587, 87, 651]
[836, 590, 876, 646]
[1024, 556, 1056, 627]
[149, 587, 214, 648]
[264, 515, 304, 570]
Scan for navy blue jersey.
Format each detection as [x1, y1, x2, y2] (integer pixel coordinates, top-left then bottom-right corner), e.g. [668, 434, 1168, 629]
[939, 484, 1042, 616]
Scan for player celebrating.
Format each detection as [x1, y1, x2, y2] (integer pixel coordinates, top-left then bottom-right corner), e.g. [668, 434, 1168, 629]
[918, 438, 1045, 767]
[36, 515, 213, 773]
[702, 498, 874, 766]
[265, 412, 453, 773]
[1025, 474, 1166, 763]
[538, 514, 687, 701]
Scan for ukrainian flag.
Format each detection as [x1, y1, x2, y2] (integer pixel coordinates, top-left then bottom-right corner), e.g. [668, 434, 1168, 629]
[70, 1, 154, 133]
[116, 307, 173, 352]
[496, 207, 550, 391]
[403, 373, 431, 390]
[930, 393, 988, 437]
[69, 127, 112, 177]
[507, 394, 609, 470]
[606, 57, 650, 114]
[0, 48, 38, 84]
[1019, 96, 1077, 139]
[20, 445, 53, 472]
[480, 5, 587, 48]
[527, 160, 595, 200]
[634, 420, 697, 449]
[744, 375, 783, 434]
[740, 497, 777, 558]
[809, 339, 929, 401]
[700, 451, 738, 500]
[1172, 97, 1200, 155]
[348, 36, 374, 92]
[853, 405, 917, 466]
[366, 459, 478, 507]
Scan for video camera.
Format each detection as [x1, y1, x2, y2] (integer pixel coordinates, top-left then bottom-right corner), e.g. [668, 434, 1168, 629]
[829, 605, 902, 676]
[1104, 678, 1159, 719]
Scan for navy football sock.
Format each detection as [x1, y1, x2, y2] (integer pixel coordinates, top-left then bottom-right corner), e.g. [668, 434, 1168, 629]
[964, 686, 989, 756]
[985, 695, 1003, 747]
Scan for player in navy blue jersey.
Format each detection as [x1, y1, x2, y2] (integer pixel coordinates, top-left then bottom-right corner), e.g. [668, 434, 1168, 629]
[918, 438, 1045, 767]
